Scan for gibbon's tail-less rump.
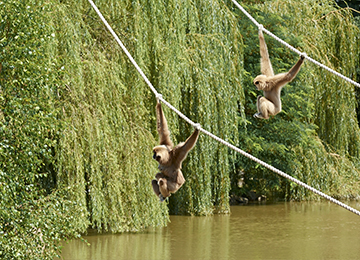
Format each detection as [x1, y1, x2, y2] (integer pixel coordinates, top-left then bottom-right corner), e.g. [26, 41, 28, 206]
[253, 29, 305, 119]
[151, 100, 200, 202]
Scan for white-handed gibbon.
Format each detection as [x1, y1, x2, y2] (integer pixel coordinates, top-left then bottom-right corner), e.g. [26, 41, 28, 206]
[253, 29, 306, 119]
[151, 100, 200, 202]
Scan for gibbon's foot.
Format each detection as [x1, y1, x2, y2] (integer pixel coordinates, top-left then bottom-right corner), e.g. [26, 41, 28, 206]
[159, 194, 165, 202]
[253, 113, 262, 119]
[152, 179, 160, 196]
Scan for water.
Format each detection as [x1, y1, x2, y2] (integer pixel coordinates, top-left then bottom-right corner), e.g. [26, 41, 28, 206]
[60, 201, 360, 260]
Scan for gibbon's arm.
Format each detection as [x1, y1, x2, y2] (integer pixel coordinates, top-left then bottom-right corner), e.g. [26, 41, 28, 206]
[259, 30, 274, 77]
[156, 102, 174, 148]
[271, 55, 305, 88]
[174, 129, 200, 166]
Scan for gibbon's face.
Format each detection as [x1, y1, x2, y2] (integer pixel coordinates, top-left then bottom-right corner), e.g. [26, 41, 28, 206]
[153, 145, 170, 164]
[253, 75, 267, 90]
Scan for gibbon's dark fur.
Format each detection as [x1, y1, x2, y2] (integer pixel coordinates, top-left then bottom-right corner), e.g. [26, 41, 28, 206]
[151, 101, 199, 202]
[253, 30, 305, 119]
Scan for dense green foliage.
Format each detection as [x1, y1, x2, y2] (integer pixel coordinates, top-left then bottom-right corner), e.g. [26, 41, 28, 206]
[1, 0, 360, 258]
[0, 1, 83, 259]
[231, 0, 360, 200]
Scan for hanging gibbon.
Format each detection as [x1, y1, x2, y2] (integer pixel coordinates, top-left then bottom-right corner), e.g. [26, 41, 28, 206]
[253, 29, 306, 119]
[151, 100, 200, 202]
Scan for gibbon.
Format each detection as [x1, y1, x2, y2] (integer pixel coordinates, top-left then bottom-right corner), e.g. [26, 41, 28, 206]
[253, 29, 305, 119]
[151, 100, 200, 202]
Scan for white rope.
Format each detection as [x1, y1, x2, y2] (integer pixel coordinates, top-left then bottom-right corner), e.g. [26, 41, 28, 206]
[87, 0, 360, 217]
[231, 0, 360, 89]
[87, 0, 159, 97]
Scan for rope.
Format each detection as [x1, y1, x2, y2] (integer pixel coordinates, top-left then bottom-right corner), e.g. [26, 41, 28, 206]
[231, 0, 360, 89]
[86, 0, 360, 217]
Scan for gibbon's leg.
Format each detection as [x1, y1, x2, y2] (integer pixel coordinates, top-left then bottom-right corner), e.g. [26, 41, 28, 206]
[156, 173, 183, 198]
[254, 96, 268, 119]
[254, 96, 276, 119]
[259, 98, 270, 119]
[158, 178, 171, 198]
[154, 172, 172, 199]
[153, 172, 167, 201]
[166, 179, 183, 194]
[255, 95, 263, 117]
[155, 172, 166, 180]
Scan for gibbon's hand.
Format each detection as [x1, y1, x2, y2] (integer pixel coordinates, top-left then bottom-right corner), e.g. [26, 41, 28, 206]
[300, 53, 307, 60]
[193, 123, 201, 131]
[156, 94, 162, 103]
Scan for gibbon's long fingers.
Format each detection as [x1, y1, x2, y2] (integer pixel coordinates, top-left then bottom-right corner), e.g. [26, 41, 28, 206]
[300, 52, 307, 60]
[156, 94, 162, 103]
[194, 123, 201, 130]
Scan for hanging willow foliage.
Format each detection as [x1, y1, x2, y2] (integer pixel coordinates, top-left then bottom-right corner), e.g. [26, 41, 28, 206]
[52, 1, 170, 232]
[52, 0, 244, 229]
[0, 1, 87, 258]
[155, 0, 244, 215]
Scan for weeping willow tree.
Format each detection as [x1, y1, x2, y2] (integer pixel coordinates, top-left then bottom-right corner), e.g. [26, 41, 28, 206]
[233, 0, 360, 201]
[54, 0, 244, 227]
[52, 0, 170, 232]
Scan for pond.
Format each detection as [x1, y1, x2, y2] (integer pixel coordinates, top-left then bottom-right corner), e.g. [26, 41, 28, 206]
[59, 201, 360, 260]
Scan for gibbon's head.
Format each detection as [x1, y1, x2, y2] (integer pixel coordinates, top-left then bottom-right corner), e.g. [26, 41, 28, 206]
[153, 145, 170, 164]
[253, 75, 268, 90]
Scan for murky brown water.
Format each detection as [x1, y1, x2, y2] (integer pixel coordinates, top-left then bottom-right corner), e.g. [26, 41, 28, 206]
[59, 201, 360, 260]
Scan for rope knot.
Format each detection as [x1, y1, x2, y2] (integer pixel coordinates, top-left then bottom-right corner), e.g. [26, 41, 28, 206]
[194, 123, 201, 130]
[258, 24, 264, 31]
[300, 52, 307, 60]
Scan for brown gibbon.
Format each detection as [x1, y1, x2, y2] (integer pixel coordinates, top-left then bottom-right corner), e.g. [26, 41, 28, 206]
[253, 29, 305, 119]
[151, 100, 200, 202]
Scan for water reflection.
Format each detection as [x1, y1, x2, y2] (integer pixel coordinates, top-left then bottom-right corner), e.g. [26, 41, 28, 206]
[60, 201, 360, 260]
